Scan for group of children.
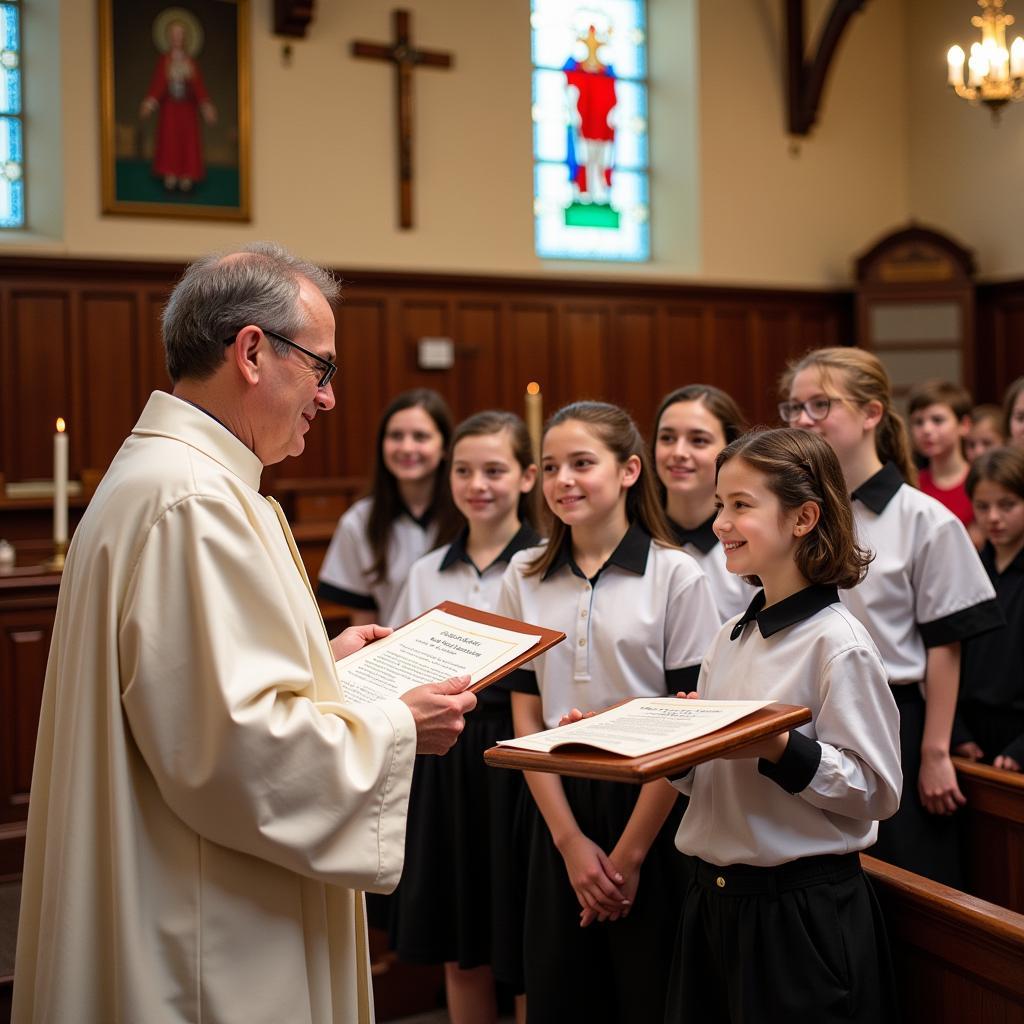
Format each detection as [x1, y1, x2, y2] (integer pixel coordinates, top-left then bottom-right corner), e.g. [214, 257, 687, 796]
[314, 350, 1024, 1024]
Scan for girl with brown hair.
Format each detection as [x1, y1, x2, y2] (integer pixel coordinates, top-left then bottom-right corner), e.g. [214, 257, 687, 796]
[389, 411, 540, 1024]
[317, 389, 461, 626]
[496, 401, 720, 1024]
[666, 427, 902, 1024]
[781, 347, 1002, 887]
[652, 383, 756, 618]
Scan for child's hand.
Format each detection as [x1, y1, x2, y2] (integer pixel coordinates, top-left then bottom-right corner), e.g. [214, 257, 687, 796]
[674, 691, 700, 700]
[919, 750, 967, 814]
[558, 834, 630, 918]
[558, 707, 597, 727]
[579, 858, 641, 927]
[953, 741, 985, 762]
[994, 754, 1021, 772]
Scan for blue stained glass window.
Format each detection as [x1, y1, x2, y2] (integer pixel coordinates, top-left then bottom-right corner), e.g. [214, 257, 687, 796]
[0, 1, 22, 228]
[531, 0, 649, 261]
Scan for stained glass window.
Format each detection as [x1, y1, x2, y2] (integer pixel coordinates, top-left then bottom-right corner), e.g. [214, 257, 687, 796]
[532, 0, 649, 262]
[0, 0, 22, 229]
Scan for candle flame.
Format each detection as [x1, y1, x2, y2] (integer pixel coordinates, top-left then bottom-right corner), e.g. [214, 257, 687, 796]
[526, 381, 541, 395]
[56, 418, 66, 433]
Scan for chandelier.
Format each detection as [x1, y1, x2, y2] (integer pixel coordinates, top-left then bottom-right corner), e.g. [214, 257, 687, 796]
[947, 0, 1024, 118]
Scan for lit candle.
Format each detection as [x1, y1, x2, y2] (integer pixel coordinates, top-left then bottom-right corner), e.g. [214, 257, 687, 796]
[54, 418, 68, 546]
[1011, 37, 1024, 78]
[947, 45, 965, 87]
[525, 382, 543, 463]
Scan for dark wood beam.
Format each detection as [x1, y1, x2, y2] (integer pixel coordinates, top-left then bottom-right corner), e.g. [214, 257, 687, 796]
[786, 0, 869, 136]
[274, 0, 316, 39]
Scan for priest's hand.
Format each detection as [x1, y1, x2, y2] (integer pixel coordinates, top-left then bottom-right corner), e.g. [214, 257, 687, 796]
[401, 676, 476, 755]
[330, 623, 392, 661]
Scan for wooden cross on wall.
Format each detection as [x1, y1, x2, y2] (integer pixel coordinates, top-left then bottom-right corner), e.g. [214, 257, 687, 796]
[351, 10, 453, 229]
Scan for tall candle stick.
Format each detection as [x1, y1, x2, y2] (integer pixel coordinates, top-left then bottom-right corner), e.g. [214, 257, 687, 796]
[525, 382, 543, 464]
[54, 418, 68, 547]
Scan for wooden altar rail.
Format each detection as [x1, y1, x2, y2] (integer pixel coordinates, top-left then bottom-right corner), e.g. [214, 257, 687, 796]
[955, 756, 1024, 915]
[863, 855, 1024, 1023]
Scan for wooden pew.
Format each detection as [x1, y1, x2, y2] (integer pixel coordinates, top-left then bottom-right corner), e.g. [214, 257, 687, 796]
[863, 854, 1024, 1023]
[954, 756, 1024, 915]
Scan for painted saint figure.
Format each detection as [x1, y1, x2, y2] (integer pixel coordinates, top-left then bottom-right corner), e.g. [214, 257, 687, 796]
[139, 11, 217, 193]
[563, 22, 616, 206]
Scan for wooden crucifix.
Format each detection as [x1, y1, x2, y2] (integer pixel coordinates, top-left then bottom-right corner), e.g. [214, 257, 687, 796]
[351, 10, 453, 229]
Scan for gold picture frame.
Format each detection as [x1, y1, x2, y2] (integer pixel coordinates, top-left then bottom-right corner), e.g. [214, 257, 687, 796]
[99, 0, 251, 221]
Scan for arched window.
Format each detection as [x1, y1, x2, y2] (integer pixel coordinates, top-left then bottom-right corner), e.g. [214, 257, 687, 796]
[0, 0, 24, 228]
[532, 0, 649, 261]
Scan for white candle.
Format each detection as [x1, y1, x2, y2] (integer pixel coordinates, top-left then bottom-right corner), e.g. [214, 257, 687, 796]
[1011, 37, 1024, 78]
[525, 383, 543, 464]
[947, 45, 965, 87]
[54, 418, 68, 546]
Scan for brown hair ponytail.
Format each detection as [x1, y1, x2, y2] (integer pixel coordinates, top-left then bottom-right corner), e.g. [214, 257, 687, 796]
[780, 347, 918, 487]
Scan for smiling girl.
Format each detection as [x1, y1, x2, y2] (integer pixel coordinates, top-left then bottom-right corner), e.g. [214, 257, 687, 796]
[667, 428, 902, 1024]
[653, 384, 755, 619]
[317, 389, 460, 626]
[781, 347, 1002, 888]
[497, 401, 720, 1024]
[389, 411, 539, 1024]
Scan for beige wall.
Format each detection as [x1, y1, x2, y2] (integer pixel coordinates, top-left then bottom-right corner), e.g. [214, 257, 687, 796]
[5, 0, 912, 286]
[906, 0, 1024, 280]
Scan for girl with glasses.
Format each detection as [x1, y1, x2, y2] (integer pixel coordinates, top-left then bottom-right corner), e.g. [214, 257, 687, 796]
[780, 347, 1002, 888]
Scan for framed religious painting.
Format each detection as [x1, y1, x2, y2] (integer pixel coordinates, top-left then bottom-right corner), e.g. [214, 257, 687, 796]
[99, 0, 251, 220]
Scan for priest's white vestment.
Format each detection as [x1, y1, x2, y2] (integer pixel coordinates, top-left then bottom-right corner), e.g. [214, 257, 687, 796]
[13, 392, 417, 1023]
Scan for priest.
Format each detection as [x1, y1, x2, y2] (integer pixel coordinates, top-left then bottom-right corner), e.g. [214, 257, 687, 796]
[12, 242, 476, 1023]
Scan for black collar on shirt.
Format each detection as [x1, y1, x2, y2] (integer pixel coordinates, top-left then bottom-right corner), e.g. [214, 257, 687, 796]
[730, 583, 840, 640]
[980, 540, 1024, 578]
[669, 514, 718, 554]
[542, 521, 651, 582]
[851, 462, 904, 515]
[439, 523, 542, 574]
[399, 502, 433, 530]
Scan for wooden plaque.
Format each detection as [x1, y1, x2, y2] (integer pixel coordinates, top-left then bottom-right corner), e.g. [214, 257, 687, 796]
[484, 703, 811, 784]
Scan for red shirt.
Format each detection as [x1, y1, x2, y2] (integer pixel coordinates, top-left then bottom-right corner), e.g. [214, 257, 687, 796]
[918, 468, 974, 527]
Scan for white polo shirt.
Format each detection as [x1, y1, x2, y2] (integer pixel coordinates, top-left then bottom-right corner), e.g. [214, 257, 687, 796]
[673, 585, 902, 867]
[317, 496, 438, 626]
[669, 515, 758, 622]
[842, 463, 1002, 685]
[496, 524, 722, 729]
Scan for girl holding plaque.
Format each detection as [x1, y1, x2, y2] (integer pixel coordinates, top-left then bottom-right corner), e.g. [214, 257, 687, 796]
[496, 401, 720, 1024]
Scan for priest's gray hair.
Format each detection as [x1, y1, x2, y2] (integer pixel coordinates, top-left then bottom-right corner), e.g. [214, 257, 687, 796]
[162, 242, 340, 383]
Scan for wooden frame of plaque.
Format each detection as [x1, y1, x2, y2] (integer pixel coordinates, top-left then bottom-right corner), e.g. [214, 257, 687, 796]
[484, 702, 811, 783]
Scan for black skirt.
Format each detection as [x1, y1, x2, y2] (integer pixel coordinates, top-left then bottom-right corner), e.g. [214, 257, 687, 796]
[872, 687, 963, 888]
[522, 776, 687, 1024]
[666, 853, 899, 1024]
[389, 698, 528, 990]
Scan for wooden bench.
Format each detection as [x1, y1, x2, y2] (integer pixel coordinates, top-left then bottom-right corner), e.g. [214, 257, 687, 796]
[863, 854, 1024, 1023]
[954, 756, 1024, 915]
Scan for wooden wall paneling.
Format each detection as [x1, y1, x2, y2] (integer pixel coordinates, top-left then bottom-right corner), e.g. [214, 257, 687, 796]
[452, 301, 502, 417]
[78, 292, 142, 474]
[504, 303, 558, 417]
[391, 297, 455, 407]
[708, 307, 761, 425]
[609, 305, 659, 430]
[561, 305, 610, 407]
[139, 287, 172, 401]
[7, 291, 73, 481]
[755, 308, 800, 427]
[333, 297, 388, 478]
[659, 306, 708, 393]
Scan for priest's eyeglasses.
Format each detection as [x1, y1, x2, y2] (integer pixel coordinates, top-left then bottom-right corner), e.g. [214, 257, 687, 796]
[223, 328, 338, 388]
[778, 396, 834, 424]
